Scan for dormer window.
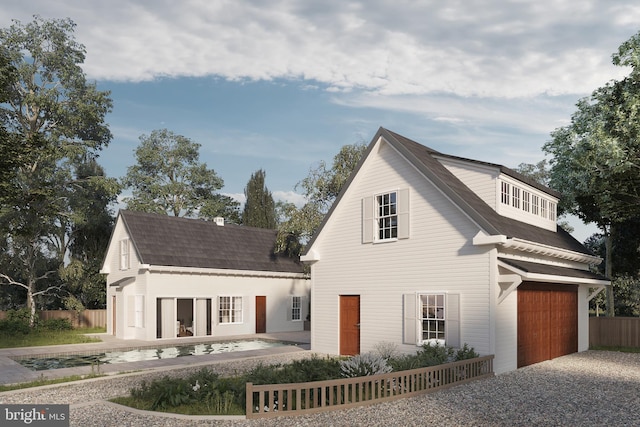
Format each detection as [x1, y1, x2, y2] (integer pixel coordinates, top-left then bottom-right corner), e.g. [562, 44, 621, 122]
[498, 179, 557, 230]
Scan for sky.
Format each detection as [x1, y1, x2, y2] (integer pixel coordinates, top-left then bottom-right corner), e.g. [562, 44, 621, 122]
[3, 1, 639, 242]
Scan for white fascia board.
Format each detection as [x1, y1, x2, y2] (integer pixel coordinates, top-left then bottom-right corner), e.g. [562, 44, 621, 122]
[497, 259, 610, 287]
[300, 249, 320, 263]
[145, 265, 307, 279]
[473, 231, 602, 265]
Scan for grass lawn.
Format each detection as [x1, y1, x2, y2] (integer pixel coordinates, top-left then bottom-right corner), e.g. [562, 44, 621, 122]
[0, 327, 105, 349]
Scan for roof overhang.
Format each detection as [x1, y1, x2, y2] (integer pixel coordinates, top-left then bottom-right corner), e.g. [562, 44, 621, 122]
[474, 231, 602, 265]
[140, 264, 308, 279]
[496, 258, 609, 304]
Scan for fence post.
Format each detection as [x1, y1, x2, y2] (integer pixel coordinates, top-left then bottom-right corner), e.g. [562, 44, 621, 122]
[246, 382, 253, 418]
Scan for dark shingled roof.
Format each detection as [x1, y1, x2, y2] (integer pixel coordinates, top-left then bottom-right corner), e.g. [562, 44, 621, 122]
[119, 210, 304, 274]
[304, 127, 593, 257]
[499, 258, 606, 281]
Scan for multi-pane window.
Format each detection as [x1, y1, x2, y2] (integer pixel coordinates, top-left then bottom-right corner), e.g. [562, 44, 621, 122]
[376, 192, 398, 240]
[291, 296, 301, 321]
[218, 296, 242, 324]
[499, 180, 558, 222]
[511, 186, 520, 209]
[501, 181, 510, 205]
[522, 191, 530, 212]
[120, 239, 130, 270]
[420, 294, 445, 344]
[541, 199, 548, 219]
[549, 202, 557, 221]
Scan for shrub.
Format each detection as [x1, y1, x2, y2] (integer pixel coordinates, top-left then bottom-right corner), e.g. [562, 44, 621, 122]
[373, 341, 399, 361]
[454, 343, 479, 361]
[41, 318, 73, 331]
[0, 309, 33, 335]
[340, 353, 392, 378]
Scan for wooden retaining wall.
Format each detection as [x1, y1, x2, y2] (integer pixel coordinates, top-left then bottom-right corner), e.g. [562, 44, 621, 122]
[590, 316, 640, 348]
[246, 355, 494, 419]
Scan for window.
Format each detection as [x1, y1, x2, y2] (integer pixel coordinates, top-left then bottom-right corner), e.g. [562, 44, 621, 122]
[291, 296, 301, 321]
[420, 294, 445, 344]
[522, 191, 530, 212]
[511, 186, 520, 209]
[218, 296, 242, 324]
[541, 199, 548, 219]
[403, 292, 459, 348]
[549, 202, 557, 221]
[376, 192, 398, 240]
[501, 181, 510, 205]
[531, 195, 539, 215]
[119, 239, 130, 270]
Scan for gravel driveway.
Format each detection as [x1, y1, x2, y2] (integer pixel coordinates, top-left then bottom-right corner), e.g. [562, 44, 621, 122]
[1, 350, 639, 426]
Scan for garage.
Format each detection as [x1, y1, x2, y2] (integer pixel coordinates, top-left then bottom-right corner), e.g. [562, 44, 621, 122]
[517, 282, 578, 368]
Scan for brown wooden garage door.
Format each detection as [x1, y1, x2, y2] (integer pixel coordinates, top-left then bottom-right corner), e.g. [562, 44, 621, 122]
[517, 282, 578, 368]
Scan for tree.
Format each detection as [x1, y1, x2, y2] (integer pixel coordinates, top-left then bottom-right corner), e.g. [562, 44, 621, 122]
[242, 169, 276, 228]
[123, 129, 240, 221]
[0, 16, 114, 325]
[277, 142, 367, 255]
[543, 31, 640, 316]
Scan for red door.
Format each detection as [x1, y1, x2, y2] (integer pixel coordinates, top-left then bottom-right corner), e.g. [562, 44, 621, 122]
[340, 295, 360, 355]
[255, 296, 266, 333]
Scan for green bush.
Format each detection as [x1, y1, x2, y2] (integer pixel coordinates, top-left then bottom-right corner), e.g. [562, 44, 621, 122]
[0, 309, 33, 335]
[454, 343, 480, 360]
[41, 318, 73, 331]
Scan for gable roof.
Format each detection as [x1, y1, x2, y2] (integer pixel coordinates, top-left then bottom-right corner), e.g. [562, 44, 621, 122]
[118, 210, 304, 274]
[304, 127, 592, 257]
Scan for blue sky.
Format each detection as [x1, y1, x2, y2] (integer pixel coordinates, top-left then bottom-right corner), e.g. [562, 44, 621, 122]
[3, 1, 640, 242]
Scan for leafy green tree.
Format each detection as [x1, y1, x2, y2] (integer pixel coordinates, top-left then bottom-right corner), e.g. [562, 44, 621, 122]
[242, 169, 276, 229]
[543, 31, 640, 316]
[0, 16, 114, 325]
[277, 143, 367, 255]
[123, 129, 240, 221]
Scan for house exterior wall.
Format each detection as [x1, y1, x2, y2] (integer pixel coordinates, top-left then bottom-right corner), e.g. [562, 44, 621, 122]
[436, 157, 499, 209]
[142, 272, 309, 340]
[309, 138, 492, 357]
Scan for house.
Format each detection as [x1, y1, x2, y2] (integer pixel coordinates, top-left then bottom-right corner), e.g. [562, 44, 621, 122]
[101, 210, 309, 341]
[301, 127, 609, 374]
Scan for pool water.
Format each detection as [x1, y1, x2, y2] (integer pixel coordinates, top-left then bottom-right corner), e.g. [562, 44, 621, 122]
[17, 339, 288, 371]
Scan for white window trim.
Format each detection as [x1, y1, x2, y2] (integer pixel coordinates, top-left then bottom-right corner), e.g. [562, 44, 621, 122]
[403, 291, 460, 348]
[291, 296, 302, 322]
[119, 239, 130, 270]
[218, 296, 243, 325]
[375, 190, 399, 242]
[418, 293, 446, 346]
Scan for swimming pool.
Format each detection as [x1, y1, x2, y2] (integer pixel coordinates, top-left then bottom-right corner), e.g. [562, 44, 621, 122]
[16, 339, 289, 371]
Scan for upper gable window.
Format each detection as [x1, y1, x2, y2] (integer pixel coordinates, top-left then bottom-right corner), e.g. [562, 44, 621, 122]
[119, 239, 130, 270]
[377, 192, 398, 240]
[498, 179, 557, 225]
[362, 189, 410, 243]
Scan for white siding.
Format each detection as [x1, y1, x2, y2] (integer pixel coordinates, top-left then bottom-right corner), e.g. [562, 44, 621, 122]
[310, 139, 491, 357]
[436, 157, 499, 209]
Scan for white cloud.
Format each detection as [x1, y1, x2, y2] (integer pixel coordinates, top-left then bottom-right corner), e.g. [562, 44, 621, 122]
[2, 1, 635, 98]
[273, 190, 306, 208]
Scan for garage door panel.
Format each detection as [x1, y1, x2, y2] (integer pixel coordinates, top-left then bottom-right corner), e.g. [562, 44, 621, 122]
[518, 283, 577, 368]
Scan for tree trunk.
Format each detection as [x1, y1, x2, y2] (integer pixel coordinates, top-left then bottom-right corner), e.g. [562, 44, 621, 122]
[605, 225, 615, 317]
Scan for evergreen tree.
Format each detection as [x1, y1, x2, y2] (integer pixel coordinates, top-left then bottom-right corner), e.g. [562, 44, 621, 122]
[242, 169, 277, 229]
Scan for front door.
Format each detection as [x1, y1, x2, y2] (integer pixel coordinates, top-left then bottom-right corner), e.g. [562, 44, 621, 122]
[256, 296, 266, 333]
[340, 295, 360, 355]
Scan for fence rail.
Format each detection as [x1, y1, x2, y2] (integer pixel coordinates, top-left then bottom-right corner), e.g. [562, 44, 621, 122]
[246, 355, 494, 419]
[0, 309, 106, 329]
[590, 316, 640, 348]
